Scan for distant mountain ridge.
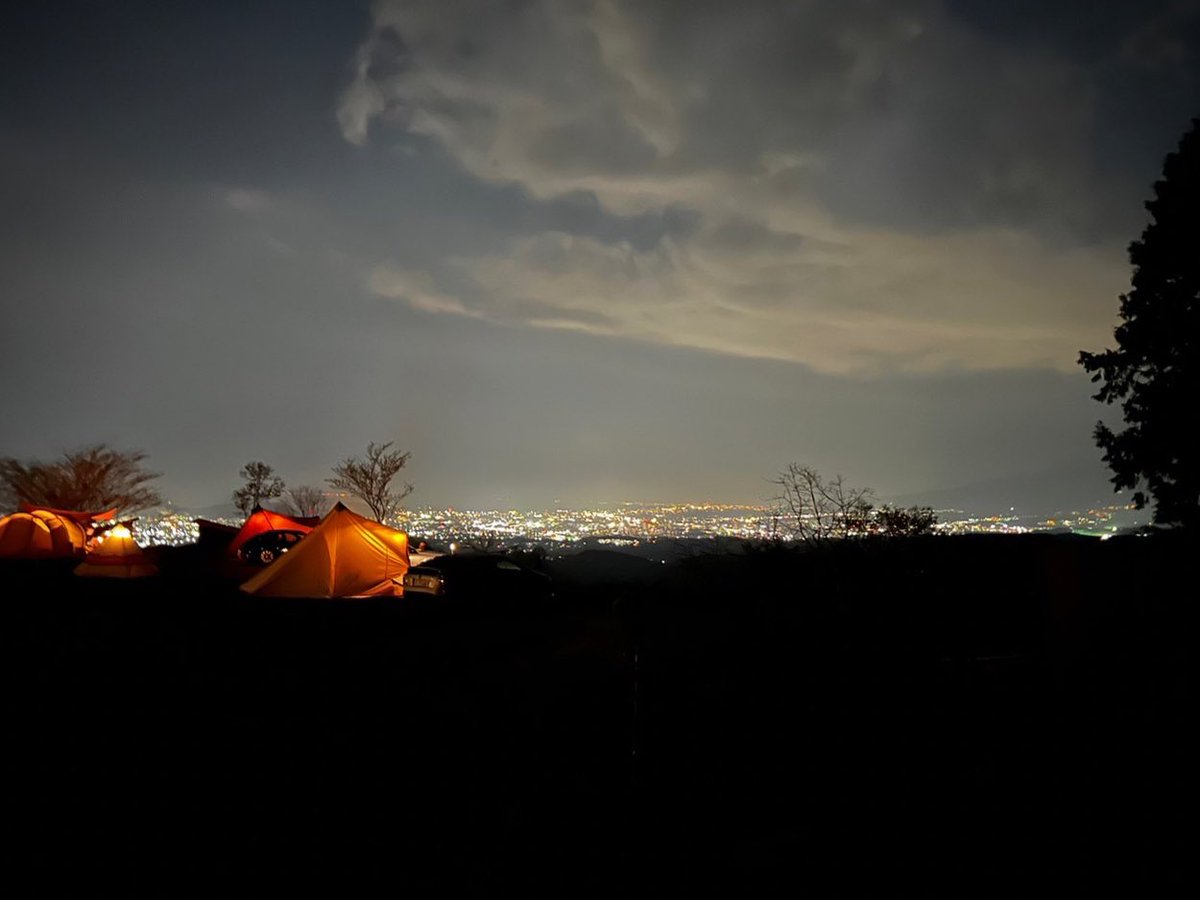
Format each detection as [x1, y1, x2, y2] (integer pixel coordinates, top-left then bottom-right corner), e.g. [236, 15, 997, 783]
[886, 461, 1121, 518]
[179, 501, 240, 520]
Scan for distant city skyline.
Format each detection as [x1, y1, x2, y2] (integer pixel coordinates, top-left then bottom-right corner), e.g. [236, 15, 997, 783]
[135, 498, 1148, 550]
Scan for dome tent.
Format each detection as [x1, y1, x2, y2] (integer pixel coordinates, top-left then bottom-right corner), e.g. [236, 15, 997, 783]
[240, 503, 409, 598]
[74, 524, 158, 578]
[18, 502, 116, 524]
[0, 509, 89, 558]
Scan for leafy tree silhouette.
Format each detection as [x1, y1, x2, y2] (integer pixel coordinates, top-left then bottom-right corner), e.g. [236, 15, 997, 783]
[875, 504, 938, 537]
[1079, 117, 1200, 529]
[233, 461, 285, 517]
[0, 444, 161, 514]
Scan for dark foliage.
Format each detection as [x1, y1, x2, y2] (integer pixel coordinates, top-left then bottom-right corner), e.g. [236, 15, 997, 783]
[233, 460, 285, 516]
[462, 532, 509, 553]
[875, 503, 938, 536]
[0, 444, 161, 513]
[1080, 118, 1200, 528]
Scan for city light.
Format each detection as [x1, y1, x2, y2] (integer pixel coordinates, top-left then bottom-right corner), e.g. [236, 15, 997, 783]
[126, 501, 1146, 548]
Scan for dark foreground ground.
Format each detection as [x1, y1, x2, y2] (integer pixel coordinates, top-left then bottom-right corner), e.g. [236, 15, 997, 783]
[3, 534, 1189, 894]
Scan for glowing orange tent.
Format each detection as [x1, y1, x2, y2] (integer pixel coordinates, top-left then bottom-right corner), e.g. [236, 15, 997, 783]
[18, 502, 117, 524]
[228, 506, 318, 557]
[0, 510, 88, 558]
[240, 503, 409, 598]
[74, 524, 158, 578]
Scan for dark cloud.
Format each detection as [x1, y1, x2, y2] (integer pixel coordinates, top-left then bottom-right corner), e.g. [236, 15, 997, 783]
[528, 106, 663, 174]
[708, 219, 807, 253]
[345, 0, 1153, 233]
[338, 0, 1195, 378]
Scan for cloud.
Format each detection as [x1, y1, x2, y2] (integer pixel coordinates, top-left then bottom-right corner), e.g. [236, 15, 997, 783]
[1120, 0, 1200, 72]
[341, 0, 1135, 374]
[368, 263, 482, 317]
[224, 188, 272, 213]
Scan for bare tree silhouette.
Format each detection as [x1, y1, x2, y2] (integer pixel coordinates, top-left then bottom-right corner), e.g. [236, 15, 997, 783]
[327, 442, 413, 522]
[769, 463, 874, 543]
[284, 485, 329, 519]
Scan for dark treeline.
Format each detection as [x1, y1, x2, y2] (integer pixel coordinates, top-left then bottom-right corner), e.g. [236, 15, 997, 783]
[4, 533, 1188, 892]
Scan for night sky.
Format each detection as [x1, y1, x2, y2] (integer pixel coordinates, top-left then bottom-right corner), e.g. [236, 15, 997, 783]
[2, 1, 1197, 511]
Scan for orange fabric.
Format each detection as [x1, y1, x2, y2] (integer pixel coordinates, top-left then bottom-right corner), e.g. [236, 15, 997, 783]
[0, 514, 54, 557]
[19, 503, 117, 523]
[0, 511, 87, 557]
[240, 503, 409, 598]
[228, 507, 316, 556]
[74, 527, 158, 578]
[30, 510, 87, 550]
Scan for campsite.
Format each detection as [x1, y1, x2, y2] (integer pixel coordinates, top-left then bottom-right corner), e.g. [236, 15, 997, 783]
[2, 504, 1187, 892]
[4, 2, 1197, 891]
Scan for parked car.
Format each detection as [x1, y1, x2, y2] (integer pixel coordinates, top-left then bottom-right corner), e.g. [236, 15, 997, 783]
[402, 553, 553, 610]
[239, 530, 308, 565]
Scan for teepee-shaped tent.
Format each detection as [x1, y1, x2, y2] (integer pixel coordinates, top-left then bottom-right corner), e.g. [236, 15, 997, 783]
[75, 524, 158, 578]
[240, 503, 409, 598]
[228, 506, 318, 558]
[0, 509, 89, 558]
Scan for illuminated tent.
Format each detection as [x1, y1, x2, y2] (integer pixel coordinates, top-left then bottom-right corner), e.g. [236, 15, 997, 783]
[228, 506, 319, 558]
[18, 502, 117, 524]
[74, 524, 158, 578]
[240, 503, 409, 598]
[0, 510, 89, 558]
